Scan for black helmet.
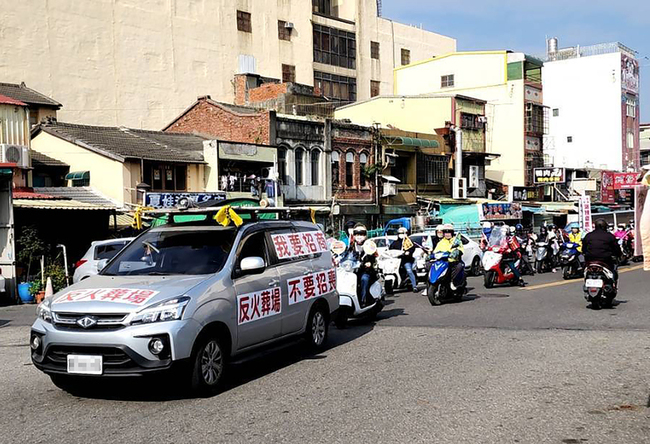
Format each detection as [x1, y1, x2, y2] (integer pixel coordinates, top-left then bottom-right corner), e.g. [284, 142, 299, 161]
[595, 219, 608, 231]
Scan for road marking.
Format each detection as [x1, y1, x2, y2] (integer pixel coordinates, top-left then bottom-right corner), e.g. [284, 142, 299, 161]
[521, 265, 643, 291]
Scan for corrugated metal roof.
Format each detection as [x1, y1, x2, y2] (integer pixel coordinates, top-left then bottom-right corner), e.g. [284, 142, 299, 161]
[0, 82, 61, 108]
[33, 187, 118, 208]
[13, 198, 112, 210]
[0, 94, 27, 107]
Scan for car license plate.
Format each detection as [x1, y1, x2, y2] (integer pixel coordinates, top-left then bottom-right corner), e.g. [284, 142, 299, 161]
[67, 354, 102, 375]
[585, 279, 603, 288]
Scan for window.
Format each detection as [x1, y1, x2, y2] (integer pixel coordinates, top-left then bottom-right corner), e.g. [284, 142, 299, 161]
[313, 24, 356, 69]
[460, 113, 483, 130]
[278, 20, 291, 41]
[626, 97, 637, 118]
[359, 152, 368, 187]
[552, 108, 559, 117]
[237, 10, 251, 33]
[401, 48, 410, 66]
[345, 152, 354, 187]
[310, 149, 320, 185]
[94, 242, 128, 261]
[371, 41, 380, 59]
[237, 231, 268, 270]
[278, 147, 287, 183]
[314, 71, 357, 101]
[312, 0, 331, 15]
[332, 151, 340, 187]
[567, 136, 573, 143]
[441, 74, 454, 88]
[416, 153, 448, 185]
[295, 148, 304, 185]
[370, 80, 380, 97]
[143, 162, 188, 191]
[282, 64, 296, 83]
[525, 103, 548, 135]
[627, 131, 634, 149]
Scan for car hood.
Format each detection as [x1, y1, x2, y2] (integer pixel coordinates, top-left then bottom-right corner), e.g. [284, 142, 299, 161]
[49, 275, 209, 314]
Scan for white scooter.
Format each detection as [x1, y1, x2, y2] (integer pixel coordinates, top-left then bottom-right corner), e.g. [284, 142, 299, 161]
[378, 248, 427, 294]
[331, 240, 385, 328]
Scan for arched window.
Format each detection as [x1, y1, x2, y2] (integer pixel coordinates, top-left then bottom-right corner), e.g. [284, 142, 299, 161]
[345, 152, 355, 187]
[277, 147, 287, 183]
[310, 149, 320, 185]
[359, 152, 368, 187]
[331, 151, 340, 187]
[295, 148, 304, 185]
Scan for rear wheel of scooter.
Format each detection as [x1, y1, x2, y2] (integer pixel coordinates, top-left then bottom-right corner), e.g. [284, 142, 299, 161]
[484, 271, 495, 289]
[536, 261, 544, 274]
[385, 280, 394, 295]
[471, 256, 482, 276]
[562, 266, 571, 280]
[427, 283, 441, 306]
[590, 299, 601, 310]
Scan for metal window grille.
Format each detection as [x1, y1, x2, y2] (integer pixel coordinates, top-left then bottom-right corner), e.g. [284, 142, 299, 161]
[370, 80, 380, 97]
[401, 48, 410, 66]
[237, 11, 251, 33]
[441, 74, 454, 88]
[371, 41, 380, 59]
[282, 64, 295, 83]
[313, 24, 356, 69]
[278, 21, 291, 41]
[525, 103, 549, 135]
[417, 154, 448, 185]
[314, 71, 357, 101]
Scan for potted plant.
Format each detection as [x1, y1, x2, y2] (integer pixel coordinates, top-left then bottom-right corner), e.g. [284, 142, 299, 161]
[16, 226, 45, 303]
[29, 280, 45, 303]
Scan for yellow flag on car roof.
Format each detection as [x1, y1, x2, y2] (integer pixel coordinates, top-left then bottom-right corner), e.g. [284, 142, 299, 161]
[214, 205, 243, 227]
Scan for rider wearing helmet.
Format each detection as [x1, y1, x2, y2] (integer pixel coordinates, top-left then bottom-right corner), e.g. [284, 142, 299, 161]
[614, 223, 627, 240]
[389, 227, 419, 293]
[568, 225, 583, 252]
[480, 222, 493, 251]
[502, 225, 527, 286]
[583, 219, 622, 285]
[351, 224, 377, 306]
[433, 224, 466, 291]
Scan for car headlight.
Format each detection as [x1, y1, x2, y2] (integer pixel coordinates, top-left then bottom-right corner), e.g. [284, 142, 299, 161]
[130, 296, 190, 325]
[36, 298, 53, 323]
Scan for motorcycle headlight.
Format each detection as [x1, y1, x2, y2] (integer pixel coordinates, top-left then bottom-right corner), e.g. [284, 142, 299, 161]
[130, 296, 190, 325]
[36, 298, 53, 323]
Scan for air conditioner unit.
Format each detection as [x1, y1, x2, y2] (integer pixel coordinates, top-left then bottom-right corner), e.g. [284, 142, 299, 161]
[284, 22, 295, 29]
[452, 177, 467, 199]
[382, 183, 397, 197]
[261, 167, 278, 180]
[0, 144, 29, 168]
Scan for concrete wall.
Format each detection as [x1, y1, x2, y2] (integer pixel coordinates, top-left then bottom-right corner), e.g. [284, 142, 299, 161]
[335, 96, 453, 131]
[31, 132, 127, 204]
[0, 0, 454, 129]
[393, 52, 528, 186]
[543, 52, 626, 171]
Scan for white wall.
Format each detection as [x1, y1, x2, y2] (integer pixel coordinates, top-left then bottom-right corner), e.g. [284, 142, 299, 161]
[543, 52, 623, 170]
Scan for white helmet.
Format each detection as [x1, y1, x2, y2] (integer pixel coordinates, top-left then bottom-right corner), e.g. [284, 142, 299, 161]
[482, 222, 492, 229]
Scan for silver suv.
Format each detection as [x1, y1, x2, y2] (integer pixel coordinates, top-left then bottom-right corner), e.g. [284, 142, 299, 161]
[31, 219, 338, 395]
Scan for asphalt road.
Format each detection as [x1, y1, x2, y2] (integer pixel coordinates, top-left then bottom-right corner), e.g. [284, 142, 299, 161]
[1, 265, 649, 444]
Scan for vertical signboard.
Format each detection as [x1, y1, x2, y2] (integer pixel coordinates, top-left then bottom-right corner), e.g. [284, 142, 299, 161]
[578, 195, 593, 232]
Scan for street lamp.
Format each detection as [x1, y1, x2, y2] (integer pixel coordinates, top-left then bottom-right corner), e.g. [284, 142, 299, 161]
[56, 244, 70, 286]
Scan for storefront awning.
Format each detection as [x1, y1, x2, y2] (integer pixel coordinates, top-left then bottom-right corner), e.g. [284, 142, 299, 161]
[381, 175, 401, 183]
[384, 136, 440, 148]
[65, 171, 90, 181]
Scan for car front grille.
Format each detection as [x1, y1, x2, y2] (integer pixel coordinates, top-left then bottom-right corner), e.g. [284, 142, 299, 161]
[52, 312, 128, 331]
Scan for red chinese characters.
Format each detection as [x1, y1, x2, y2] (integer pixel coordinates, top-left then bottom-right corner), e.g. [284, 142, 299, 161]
[237, 287, 282, 325]
[271, 231, 329, 259]
[287, 268, 336, 305]
[55, 288, 159, 305]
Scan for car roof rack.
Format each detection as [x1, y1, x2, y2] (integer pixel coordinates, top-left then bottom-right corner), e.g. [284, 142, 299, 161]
[144, 206, 330, 226]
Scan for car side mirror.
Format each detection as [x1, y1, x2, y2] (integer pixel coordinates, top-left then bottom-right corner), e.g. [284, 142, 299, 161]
[97, 259, 108, 272]
[240, 256, 266, 275]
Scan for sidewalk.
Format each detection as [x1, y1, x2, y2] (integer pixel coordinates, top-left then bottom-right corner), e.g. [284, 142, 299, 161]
[0, 304, 36, 328]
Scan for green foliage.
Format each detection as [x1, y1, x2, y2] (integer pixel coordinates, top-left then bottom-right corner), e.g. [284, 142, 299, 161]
[17, 226, 46, 277]
[45, 261, 69, 293]
[361, 163, 383, 179]
[29, 280, 43, 296]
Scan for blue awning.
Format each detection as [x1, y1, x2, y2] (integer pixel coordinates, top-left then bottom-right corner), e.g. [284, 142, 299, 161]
[65, 171, 90, 180]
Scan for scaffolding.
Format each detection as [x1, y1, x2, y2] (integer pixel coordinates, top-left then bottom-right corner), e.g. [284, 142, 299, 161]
[548, 42, 637, 62]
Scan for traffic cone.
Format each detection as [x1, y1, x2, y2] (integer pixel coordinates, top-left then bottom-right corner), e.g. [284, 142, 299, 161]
[44, 277, 54, 298]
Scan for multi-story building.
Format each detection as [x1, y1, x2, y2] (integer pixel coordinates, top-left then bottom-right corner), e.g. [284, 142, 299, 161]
[641, 123, 650, 167]
[392, 51, 547, 187]
[543, 39, 640, 172]
[1, 0, 455, 128]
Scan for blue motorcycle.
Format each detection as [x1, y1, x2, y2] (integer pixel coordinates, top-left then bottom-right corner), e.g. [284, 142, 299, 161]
[560, 242, 583, 280]
[427, 251, 466, 306]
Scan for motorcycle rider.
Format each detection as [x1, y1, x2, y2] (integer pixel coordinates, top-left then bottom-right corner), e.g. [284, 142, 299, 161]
[349, 224, 377, 306]
[614, 224, 627, 240]
[583, 218, 622, 286]
[503, 226, 527, 287]
[514, 223, 534, 275]
[433, 224, 466, 290]
[389, 227, 419, 293]
[480, 222, 493, 251]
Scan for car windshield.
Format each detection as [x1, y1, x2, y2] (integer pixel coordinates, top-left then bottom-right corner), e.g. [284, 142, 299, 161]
[102, 228, 236, 276]
[373, 238, 389, 248]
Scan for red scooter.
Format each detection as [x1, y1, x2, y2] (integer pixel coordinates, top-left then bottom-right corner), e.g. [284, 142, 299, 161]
[481, 231, 522, 288]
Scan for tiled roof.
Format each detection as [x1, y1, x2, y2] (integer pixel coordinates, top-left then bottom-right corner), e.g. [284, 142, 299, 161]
[35, 121, 206, 163]
[0, 94, 27, 107]
[34, 187, 118, 208]
[31, 151, 68, 167]
[13, 198, 110, 211]
[0, 82, 61, 108]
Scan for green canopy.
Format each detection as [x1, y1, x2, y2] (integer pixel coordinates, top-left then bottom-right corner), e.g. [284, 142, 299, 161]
[390, 137, 439, 148]
[65, 171, 90, 180]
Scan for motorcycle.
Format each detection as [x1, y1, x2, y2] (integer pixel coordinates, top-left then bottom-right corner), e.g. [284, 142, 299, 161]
[331, 240, 385, 328]
[583, 262, 617, 309]
[534, 239, 558, 274]
[618, 231, 634, 266]
[482, 231, 522, 288]
[560, 242, 583, 280]
[378, 248, 426, 294]
[516, 236, 536, 276]
[426, 250, 466, 306]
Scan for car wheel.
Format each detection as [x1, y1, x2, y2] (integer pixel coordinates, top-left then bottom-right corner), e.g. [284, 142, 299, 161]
[471, 256, 482, 276]
[484, 270, 496, 289]
[305, 304, 329, 350]
[190, 334, 226, 396]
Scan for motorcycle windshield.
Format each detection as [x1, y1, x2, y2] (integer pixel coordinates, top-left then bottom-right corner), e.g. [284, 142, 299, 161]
[488, 230, 506, 248]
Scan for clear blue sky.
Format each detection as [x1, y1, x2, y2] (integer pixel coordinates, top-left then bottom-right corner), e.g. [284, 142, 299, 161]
[383, 0, 650, 122]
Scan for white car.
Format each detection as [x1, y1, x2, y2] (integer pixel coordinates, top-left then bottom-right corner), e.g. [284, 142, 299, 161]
[409, 233, 484, 276]
[72, 238, 134, 283]
[370, 235, 397, 257]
